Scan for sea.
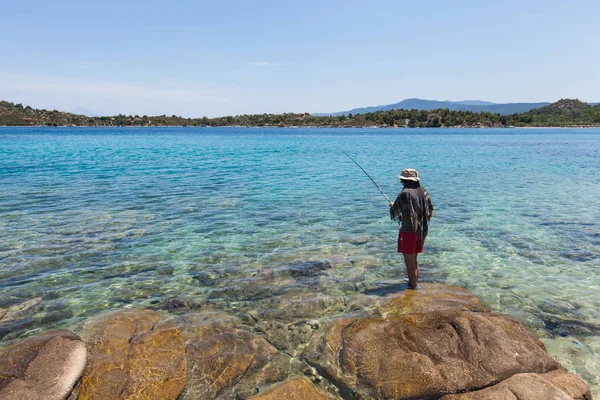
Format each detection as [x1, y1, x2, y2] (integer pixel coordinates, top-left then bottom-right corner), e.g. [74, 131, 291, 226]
[1, 127, 599, 394]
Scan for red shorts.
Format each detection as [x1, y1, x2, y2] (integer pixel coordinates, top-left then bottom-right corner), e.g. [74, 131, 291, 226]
[397, 232, 424, 254]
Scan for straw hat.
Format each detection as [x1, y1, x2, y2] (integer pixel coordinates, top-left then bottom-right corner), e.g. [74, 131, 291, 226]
[397, 168, 419, 181]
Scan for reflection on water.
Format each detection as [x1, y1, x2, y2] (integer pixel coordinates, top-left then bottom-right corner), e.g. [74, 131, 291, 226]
[0, 127, 599, 395]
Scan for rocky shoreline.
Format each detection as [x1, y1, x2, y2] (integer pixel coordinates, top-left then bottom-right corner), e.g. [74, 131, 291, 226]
[0, 283, 592, 399]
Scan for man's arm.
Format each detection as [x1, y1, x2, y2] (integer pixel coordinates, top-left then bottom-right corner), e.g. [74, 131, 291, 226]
[424, 189, 434, 219]
[390, 194, 402, 220]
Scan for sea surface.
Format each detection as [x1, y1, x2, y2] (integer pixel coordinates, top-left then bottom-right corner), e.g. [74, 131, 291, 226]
[1, 127, 599, 394]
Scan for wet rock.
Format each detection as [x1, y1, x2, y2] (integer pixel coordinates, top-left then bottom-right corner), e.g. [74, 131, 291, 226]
[279, 260, 333, 279]
[207, 276, 296, 302]
[180, 326, 292, 400]
[254, 320, 314, 356]
[539, 299, 579, 315]
[539, 313, 600, 338]
[304, 311, 562, 399]
[0, 297, 43, 323]
[0, 330, 86, 400]
[78, 309, 186, 400]
[159, 298, 203, 312]
[175, 309, 244, 343]
[378, 282, 491, 317]
[161, 298, 187, 310]
[249, 378, 332, 400]
[347, 236, 369, 245]
[250, 292, 345, 323]
[440, 370, 592, 399]
[0, 318, 38, 341]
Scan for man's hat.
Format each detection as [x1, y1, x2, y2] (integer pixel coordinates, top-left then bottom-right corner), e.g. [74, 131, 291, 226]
[397, 168, 419, 181]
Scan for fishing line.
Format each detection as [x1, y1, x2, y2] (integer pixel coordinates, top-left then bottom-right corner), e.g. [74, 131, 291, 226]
[338, 148, 392, 204]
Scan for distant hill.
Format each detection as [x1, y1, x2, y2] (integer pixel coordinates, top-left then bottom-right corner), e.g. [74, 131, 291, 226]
[317, 98, 552, 116]
[1, 98, 598, 128]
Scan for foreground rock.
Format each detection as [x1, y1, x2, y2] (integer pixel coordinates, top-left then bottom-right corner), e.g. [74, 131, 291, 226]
[0, 283, 593, 399]
[78, 309, 186, 400]
[0, 330, 86, 399]
[303, 284, 585, 399]
[180, 323, 292, 399]
[440, 370, 592, 399]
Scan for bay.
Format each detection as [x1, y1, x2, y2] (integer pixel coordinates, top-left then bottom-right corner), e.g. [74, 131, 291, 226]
[1, 126, 599, 394]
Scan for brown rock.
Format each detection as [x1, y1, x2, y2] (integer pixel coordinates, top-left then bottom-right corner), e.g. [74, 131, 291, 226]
[0, 329, 80, 390]
[541, 370, 592, 400]
[249, 378, 332, 400]
[0, 331, 86, 400]
[180, 326, 290, 399]
[379, 283, 490, 317]
[78, 309, 186, 400]
[440, 370, 592, 399]
[175, 309, 243, 343]
[305, 311, 561, 399]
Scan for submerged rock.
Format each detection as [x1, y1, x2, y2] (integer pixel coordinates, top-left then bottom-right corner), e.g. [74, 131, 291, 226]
[0, 329, 86, 399]
[181, 326, 291, 399]
[0, 297, 43, 323]
[278, 260, 333, 279]
[249, 377, 332, 399]
[378, 282, 490, 316]
[78, 309, 186, 400]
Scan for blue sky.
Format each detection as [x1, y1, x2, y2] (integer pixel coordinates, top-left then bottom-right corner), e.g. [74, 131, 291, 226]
[1, 0, 599, 117]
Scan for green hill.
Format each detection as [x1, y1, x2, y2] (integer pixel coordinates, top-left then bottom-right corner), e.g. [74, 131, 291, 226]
[515, 99, 600, 126]
[1, 99, 599, 128]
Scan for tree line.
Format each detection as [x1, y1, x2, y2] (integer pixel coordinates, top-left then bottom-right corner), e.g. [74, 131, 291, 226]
[1, 99, 599, 127]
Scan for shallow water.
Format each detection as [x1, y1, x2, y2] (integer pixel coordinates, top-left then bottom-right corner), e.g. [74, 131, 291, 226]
[1, 127, 599, 394]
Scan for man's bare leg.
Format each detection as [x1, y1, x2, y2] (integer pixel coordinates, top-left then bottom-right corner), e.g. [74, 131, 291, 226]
[403, 253, 418, 289]
[415, 254, 420, 283]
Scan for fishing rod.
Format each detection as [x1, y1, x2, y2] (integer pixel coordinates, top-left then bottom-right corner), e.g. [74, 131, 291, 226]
[338, 149, 392, 204]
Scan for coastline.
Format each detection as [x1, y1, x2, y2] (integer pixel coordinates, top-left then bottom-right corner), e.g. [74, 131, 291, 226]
[2, 124, 600, 129]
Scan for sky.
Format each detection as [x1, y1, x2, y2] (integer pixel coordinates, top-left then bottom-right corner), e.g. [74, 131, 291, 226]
[1, 0, 599, 117]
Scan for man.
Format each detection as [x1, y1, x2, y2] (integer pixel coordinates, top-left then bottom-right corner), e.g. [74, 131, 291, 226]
[389, 169, 434, 289]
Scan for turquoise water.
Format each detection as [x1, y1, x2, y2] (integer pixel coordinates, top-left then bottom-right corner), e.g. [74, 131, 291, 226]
[1, 127, 599, 392]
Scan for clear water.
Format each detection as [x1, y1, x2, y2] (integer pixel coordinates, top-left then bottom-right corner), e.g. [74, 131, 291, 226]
[1, 127, 599, 393]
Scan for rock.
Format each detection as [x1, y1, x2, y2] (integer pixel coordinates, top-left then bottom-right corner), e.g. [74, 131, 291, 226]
[78, 309, 186, 400]
[0, 297, 43, 323]
[278, 260, 333, 279]
[0, 330, 86, 400]
[542, 369, 593, 400]
[304, 311, 562, 399]
[348, 236, 369, 245]
[175, 309, 243, 343]
[378, 282, 490, 317]
[249, 378, 332, 399]
[0, 329, 80, 390]
[180, 326, 291, 400]
[250, 292, 345, 323]
[440, 370, 592, 399]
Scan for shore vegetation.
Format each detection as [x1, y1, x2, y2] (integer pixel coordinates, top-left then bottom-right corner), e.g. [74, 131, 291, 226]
[1, 99, 599, 128]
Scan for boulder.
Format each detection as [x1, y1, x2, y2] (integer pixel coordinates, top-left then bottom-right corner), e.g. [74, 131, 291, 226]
[180, 325, 291, 400]
[0, 330, 86, 400]
[304, 310, 562, 399]
[78, 309, 186, 400]
[440, 370, 592, 399]
[249, 378, 332, 400]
